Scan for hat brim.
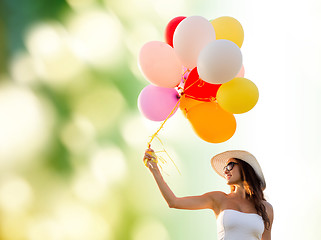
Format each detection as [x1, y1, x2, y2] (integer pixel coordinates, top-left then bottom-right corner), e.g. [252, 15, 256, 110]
[211, 150, 266, 190]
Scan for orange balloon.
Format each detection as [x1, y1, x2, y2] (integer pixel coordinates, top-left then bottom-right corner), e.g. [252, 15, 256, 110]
[179, 95, 203, 117]
[187, 102, 236, 143]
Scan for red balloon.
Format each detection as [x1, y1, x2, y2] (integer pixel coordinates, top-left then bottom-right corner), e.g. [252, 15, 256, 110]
[165, 16, 186, 47]
[184, 67, 221, 102]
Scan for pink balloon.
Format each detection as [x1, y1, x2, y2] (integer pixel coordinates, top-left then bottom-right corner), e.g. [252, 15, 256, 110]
[138, 41, 182, 88]
[235, 65, 245, 78]
[138, 85, 180, 121]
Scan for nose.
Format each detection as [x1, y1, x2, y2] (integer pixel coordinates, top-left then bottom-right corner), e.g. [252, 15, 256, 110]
[224, 168, 230, 175]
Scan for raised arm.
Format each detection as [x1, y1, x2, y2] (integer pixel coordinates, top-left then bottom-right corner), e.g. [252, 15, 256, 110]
[144, 149, 223, 211]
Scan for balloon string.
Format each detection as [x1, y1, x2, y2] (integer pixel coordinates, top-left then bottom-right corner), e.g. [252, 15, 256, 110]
[184, 94, 216, 102]
[198, 80, 205, 87]
[147, 76, 203, 149]
[183, 77, 214, 93]
[183, 78, 217, 102]
[147, 76, 215, 149]
[147, 96, 182, 148]
[145, 71, 188, 176]
[146, 134, 181, 176]
[146, 73, 209, 176]
[182, 68, 191, 83]
[154, 135, 181, 176]
[184, 77, 201, 92]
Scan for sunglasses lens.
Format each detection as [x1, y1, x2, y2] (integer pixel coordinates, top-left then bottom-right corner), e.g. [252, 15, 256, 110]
[224, 162, 236, 172]
[227, 162, 234, 171]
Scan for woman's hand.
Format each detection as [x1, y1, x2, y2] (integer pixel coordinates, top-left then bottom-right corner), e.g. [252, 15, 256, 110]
[143, 148, 177, 207]
[143, 148, 159, 171]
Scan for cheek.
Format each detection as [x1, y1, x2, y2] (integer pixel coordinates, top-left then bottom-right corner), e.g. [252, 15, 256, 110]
[233, 170, 242, 180]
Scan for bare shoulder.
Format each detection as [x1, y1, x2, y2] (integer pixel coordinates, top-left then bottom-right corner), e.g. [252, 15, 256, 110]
[263, 201, 273, 212]
[206, 191, 227, 200]
[206, 191, 227, 206]
[201, 191, 226, 214]
[199, 191, 227, 202]
[263, 200, 274, 222]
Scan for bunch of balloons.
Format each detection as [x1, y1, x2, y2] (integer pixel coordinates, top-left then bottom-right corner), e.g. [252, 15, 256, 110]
[137, 16, 259, 143]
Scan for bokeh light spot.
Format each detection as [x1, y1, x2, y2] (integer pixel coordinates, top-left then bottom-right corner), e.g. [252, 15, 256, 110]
[10, 52, 37, 85]
[25, 22, 84, 85]
[132, 217, 170, 240]
[60, 115, 96, 154]
[90, 145, 127, 185]
[73, 84, 125, 132]
[0, 175, 33, 213]
[72, 170, 106, 203]
[0, 83, 54, 167]
[55, 203, 110, 240]
[120, 113, 149, 147]
[67, 9, 123, 69]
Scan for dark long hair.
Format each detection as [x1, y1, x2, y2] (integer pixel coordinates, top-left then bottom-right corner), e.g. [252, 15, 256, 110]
[231, 158, 270, 230]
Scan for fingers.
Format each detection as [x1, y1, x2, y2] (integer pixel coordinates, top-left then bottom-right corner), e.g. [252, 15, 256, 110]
[143, 153, 154, 163]
[145, 153, 155, 159]
[147, 161, 154, 169]
[143, 156, 157, 169]
[145, 153, 152, 158]
[143, 148, 158, 169]
[144, 151, 156, 161]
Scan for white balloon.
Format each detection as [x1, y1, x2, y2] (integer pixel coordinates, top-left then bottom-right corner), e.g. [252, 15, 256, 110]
[197, 39, 242, 84]
[173, 16, 215, 69]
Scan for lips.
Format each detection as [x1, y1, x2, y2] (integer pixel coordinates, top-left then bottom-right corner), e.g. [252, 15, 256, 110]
[226, 175, 232, 180]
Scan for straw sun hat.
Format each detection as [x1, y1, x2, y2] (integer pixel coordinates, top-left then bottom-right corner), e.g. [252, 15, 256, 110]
[211, 150, 266, 190]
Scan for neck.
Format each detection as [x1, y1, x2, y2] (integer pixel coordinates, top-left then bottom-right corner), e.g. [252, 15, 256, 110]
[232, 184, 247, 198]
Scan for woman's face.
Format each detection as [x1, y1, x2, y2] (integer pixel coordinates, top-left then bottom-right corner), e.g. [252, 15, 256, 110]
[224, 158, 242, 186]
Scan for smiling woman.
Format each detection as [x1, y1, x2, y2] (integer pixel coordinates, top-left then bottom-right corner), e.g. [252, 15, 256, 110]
[144, 149, 274, 240]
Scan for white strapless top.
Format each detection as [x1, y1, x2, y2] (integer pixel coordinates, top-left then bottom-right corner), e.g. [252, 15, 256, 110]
[217, 209, 264, 240]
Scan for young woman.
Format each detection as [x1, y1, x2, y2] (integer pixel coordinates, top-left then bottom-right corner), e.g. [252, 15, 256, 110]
[143, 149, 274, 240]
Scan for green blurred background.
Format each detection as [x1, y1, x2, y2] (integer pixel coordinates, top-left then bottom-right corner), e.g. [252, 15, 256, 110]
[1, 0, 321, 239]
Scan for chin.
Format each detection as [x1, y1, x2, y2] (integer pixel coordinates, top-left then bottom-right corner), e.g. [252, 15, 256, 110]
[226, 180, 236, 186]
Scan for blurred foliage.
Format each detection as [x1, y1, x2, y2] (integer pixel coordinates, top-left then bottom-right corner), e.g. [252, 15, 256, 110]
[0, 0, 180, 239]
[0, 0, 223, 239]
[1, 0, 69, 54]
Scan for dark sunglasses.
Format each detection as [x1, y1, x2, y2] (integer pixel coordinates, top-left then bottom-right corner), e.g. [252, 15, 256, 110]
[223, 162, 238, 172]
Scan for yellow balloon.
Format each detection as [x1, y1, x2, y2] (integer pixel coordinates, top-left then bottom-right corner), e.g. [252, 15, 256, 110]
[187, 102, 236, 143]
[216, 77, 259, 114]
[211, 16, 244, 48]
[179, 95, 203, 118]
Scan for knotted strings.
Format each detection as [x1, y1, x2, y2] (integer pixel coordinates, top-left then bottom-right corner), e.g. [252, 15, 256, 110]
[146, 68, 216, 174]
